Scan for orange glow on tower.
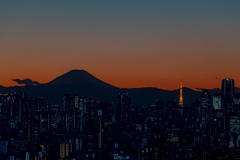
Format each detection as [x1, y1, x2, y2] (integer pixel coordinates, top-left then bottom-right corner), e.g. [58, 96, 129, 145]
[179, 79, 183, 107]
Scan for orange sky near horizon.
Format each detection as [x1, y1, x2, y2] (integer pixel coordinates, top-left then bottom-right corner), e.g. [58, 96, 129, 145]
[0, 66, 232, 90]
[1, 1, 240, 90]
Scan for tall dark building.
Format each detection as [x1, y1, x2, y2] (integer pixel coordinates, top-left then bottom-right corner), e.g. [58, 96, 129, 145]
[63, 94, 79, 111]
[98, 102, 112, 123]
[165, 100, 182, 133]
[222, 78, 235, 100]
[28, 97, 44, 112]
[13, 92, 27, 124]
[156, 100, 164, 128]
[0, 93, 28, 128]
[221, 79, 235, 111]
[115, 93, 131, 127]
[200, 90, 213, 127]
[62, 94, 80, 131]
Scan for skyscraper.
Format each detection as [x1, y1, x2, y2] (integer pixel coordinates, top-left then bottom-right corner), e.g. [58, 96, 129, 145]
[115, 93, 131, 127]
[212, 94, 222, 110]
[156, 100, 164, 128]
[63, 94, 79, 111]
[200, 89, 213, 127]
[221, 78, 235, 100]
[98, 102, 112, 122]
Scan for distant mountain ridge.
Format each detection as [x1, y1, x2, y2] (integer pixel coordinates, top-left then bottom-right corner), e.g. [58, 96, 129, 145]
[48, 70, 117, 89]
[0, 69, 229, 109]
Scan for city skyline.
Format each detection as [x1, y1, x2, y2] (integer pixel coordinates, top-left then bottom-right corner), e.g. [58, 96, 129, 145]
[1, 1, 240, 90]
[1, 76, 240, 159]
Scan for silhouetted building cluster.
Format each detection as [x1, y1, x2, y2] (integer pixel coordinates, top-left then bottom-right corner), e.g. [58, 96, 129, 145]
[1, 78, 240, 159]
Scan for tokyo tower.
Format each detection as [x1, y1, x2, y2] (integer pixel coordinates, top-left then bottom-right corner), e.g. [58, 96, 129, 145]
[179, 79, 183, 107]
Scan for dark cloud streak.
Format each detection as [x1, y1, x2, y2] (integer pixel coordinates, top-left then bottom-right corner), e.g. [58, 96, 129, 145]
[12, 78, 40, 86]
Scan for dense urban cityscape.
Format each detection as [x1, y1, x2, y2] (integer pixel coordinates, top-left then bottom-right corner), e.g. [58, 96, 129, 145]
[0, 78, 240, 159]
[1, 1, 240, 159]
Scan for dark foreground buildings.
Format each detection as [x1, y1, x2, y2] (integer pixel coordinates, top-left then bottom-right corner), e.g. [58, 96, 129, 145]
[1, 78, 240, 159]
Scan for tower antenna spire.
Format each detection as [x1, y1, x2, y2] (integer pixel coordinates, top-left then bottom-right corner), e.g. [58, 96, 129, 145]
[179, 78, 183, 107]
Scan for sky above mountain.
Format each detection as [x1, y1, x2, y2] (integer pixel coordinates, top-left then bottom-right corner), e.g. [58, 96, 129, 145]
[1, 1, 240, 90]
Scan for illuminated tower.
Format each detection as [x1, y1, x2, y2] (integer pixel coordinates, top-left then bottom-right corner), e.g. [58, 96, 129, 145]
[179, 79, 183, 107]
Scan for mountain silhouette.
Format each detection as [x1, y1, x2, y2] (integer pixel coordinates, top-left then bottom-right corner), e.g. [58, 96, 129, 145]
[48, 70, 117, 89]
[0, 69, 207, 109]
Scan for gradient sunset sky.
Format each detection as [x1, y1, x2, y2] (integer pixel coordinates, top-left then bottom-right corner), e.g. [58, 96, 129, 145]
[1, 1, 240, 90]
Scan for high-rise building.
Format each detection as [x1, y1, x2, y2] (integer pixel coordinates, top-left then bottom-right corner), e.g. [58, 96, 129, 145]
[79, 96, 88, 132]
[0, 93, 27, 128]
[14, 92, 27, 124]
[213, 94, 222, 110]
[166, 100, 182, 132]
[63, 94, 79, 111]
[59, 143, 72, 159]
[63, 94, 81, 131]
[0, 141, 8, 154]
[222, 78, 235, 100]
[28, 97, 44, 112]
[201, 89, 211, 107]
[26, 118, 40, 142]
[84, 99, 99, 134]
[98, 102, 112, 122]
[115, 93, 131, 127]
[221, 79, 235, 111]
[200, 90, 213, 127]
[156, 100, 164, 128]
